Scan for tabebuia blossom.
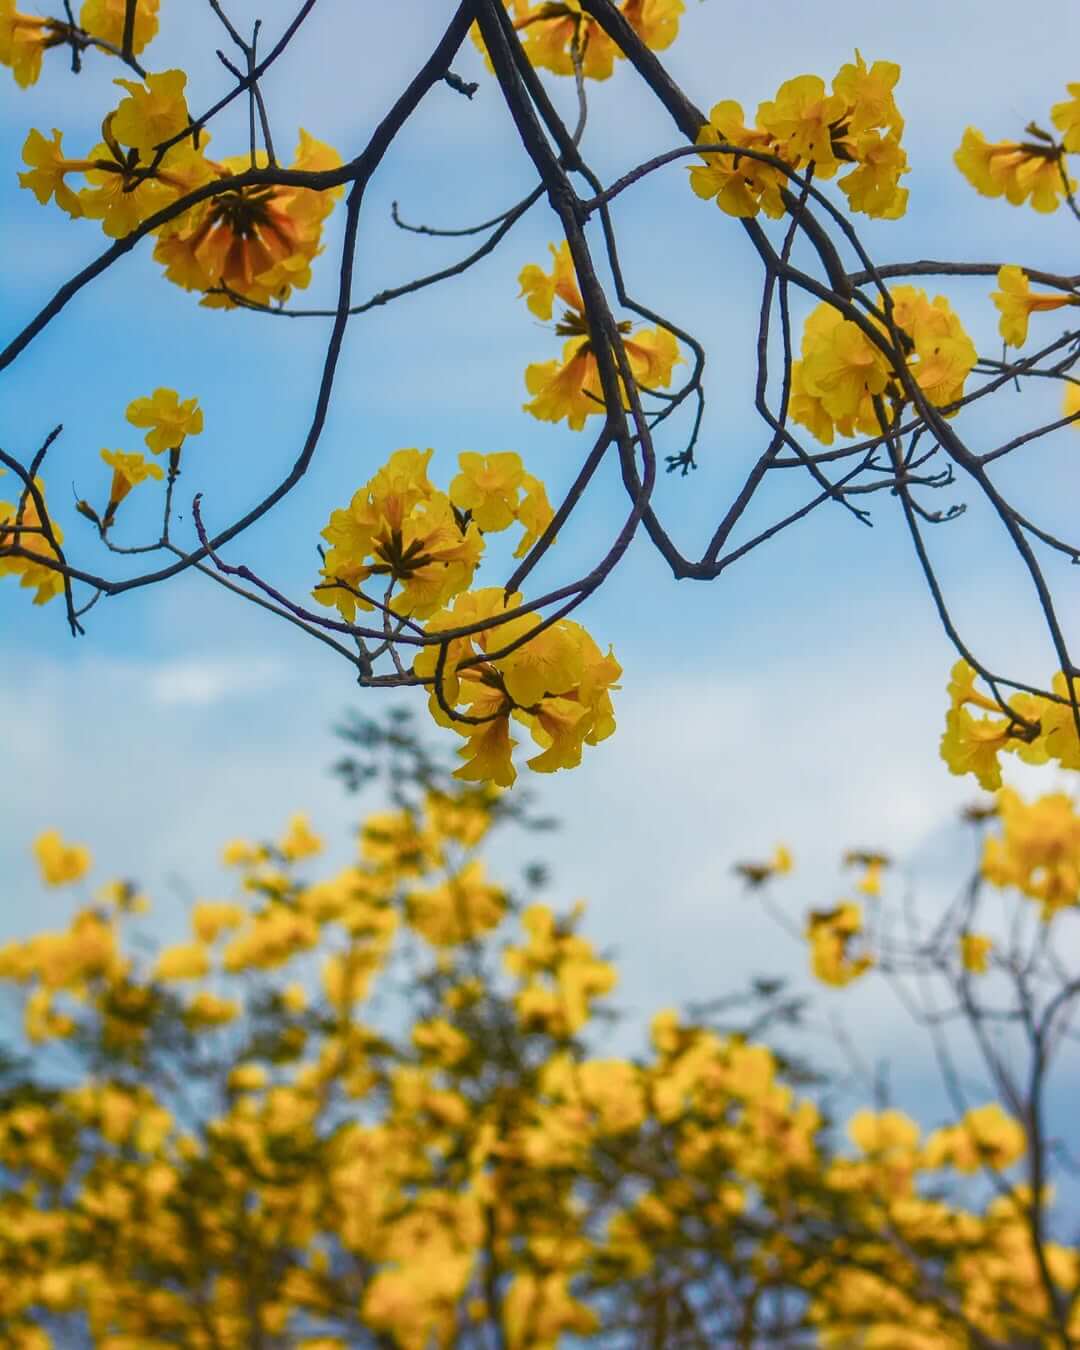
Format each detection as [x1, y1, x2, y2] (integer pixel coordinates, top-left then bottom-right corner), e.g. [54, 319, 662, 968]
[691, 52, 909, 221]
[991, 264, 1080, 348]
[789, 286, 977, 446]
[954, 126, 1073, 213]
[18, 72, 344, 307]
[0, 473, 65, 605]
[472, 0, 685, 81]
[413, 586, 620, 788]
[519, 241, 681, 430]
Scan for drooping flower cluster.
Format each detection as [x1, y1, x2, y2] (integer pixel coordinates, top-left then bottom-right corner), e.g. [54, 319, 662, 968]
[940, 658, 1080, 793]
[74, 386, 203, 532]
[982, 788, 1080, 919]
[472, 0, 685, 81]
[0, 473, 65, 605]
[691, 52, 909, 221]
[519, 241, 681, 429]
[0, 0, 157, 87]
[414, 587, 621, 787]
[314, 447, 552, 624]
[315, 449, 611, 785]
[789, 286, 977, 445]
[19, 71, 343, 306]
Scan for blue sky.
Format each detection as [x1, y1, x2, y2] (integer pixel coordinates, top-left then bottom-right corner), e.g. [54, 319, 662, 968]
[3, 0, 1080, 1138]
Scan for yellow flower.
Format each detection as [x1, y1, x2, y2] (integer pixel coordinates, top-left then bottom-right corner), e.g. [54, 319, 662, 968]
[190, 900, 247, 944]
[518, 240, 583, 319]
[757, 74, 849, 178]
[805, 902, 873, 986]
[0, 478, 65, 606]
[110, 70, 189, 153]
[227, 1063, 268, 1093]
[795, 303, 890, 427]
[450, 451, 525, 533]
[18, 129, 85, 217]
[0, 0, 62, 87]
[183, 990, 238, 1027]
[838, 129, 908, 219]
[1051, 82, 1080, 153]
[153, 942, 211, 982]
[954, 126, 1070, 213]
[689, 100, 787, 220]
[100, 449, 164, 523]
[79, 0, 159, 53]
[406, 861, 507, 947]
[155, 129, 343, 306]
[125, 387, 204, 454]
[520, 242, 681, 429]
[848, 1108, 919, 1156]
[279, 812, 324, 862]
[832, 50, 903, 137]
[513, 472, 555, 559]
[982, 788, 1080, 918]
[32, 830, 92, 886]
[924, 1103, 1026, 1173]
[1066, 380, 1080, 427]
[992, 265, 1078, 348]
[960, 932, 993, 973]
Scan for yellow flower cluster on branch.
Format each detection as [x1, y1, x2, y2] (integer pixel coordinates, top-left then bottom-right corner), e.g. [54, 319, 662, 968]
[789, 287, 977, 445]
[473, 0, 685, 81]
[940, 658, 1080, 792]
[19, 73, 342, 306]
[691, 52, 909, 221]
[414, 587, 621, 787]
[519, 241, 681, 429]
[0, 474, 65, 606]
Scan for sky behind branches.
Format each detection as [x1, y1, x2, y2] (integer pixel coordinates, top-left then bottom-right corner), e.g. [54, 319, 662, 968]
[3, 0, 1080, 1125]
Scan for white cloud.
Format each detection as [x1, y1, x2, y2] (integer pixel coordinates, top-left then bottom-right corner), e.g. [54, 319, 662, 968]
[147, 657, 284, 707]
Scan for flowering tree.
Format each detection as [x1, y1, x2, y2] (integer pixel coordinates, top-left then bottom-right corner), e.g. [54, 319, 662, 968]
[1, 714, 1079, 1346]
[3, 1, 1080, 790]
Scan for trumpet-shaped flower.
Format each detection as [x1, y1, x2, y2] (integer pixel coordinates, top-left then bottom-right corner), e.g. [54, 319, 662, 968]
[0, 1, 65, 87]
[100, 449, 164, 523]
[991, 265, 1078, 348]
[954, 127, 1070, 213]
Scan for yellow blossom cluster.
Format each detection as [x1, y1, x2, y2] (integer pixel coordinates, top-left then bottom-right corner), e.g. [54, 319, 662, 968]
[790, 286, 977, 445]
[954, 78, 1080, 213]
[315, 447, 614, 786]
[414, 587, 621, 787]
[473, 0, 685, 82]
[518, 241, 681, 430]
[0, 0, 157, 88]
[691, 52, 909, 221]
[0, 473, 65, 605]
[19, 71, 342, 305]
[2, 772, 1075, 1348]
[982, 788, 1080, 919]
[940, 658, 1080, 793]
